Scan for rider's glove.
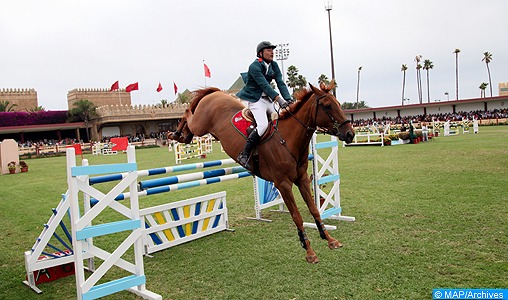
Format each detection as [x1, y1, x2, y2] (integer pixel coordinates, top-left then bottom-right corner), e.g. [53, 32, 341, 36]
[276, 97, 289, 109]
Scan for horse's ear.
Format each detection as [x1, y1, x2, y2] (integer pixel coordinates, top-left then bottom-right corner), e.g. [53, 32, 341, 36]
[329, 79, 336, 90]
[309, 83, 320, 94]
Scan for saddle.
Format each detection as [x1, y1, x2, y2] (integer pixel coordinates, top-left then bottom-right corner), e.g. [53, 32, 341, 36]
[231, 108, 277, 143]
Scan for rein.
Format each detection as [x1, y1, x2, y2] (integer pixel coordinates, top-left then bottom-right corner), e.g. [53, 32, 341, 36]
[282, 93, 351, 135]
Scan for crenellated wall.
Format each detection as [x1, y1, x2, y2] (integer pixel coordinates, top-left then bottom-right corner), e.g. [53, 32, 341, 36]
[91, 103, 189, 140]
[67, 88, 132, 109]
[95, 103, 189, 121]
[499, 82, 508, 96]
[0, 88, 38, 111]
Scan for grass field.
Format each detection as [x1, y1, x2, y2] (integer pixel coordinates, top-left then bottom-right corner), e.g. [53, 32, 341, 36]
[1, 126, 507, 300]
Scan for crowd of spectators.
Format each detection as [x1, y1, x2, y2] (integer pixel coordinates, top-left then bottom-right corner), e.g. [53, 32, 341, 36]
[12, 109, 507, 148]
[352, 108, 508, 127]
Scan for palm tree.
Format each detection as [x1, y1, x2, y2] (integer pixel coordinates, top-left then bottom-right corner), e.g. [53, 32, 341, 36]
[401, 64, 408, 105]
[415, 55, 423, 104]
[454, 48, 460, 100]
[286, 65, 300, 94]
[0, 100, 17, 112]
[68, 99, 97, 142]
[160, 99, 168, 108]
[356, 66, 362, 109]
[482, 52, 493, 97]
[479, 82, 489, 98]
[28, 106, 45, 112]
[318, 74, 330, 85]
[295, 75, 307, 92]
[423, 59, 434, 103]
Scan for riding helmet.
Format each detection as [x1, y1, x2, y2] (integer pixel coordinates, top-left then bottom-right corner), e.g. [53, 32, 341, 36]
[256, 41, 277, 56]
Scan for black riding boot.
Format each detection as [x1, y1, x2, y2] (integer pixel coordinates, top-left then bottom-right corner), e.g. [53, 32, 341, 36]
[237, 129, 261, 170]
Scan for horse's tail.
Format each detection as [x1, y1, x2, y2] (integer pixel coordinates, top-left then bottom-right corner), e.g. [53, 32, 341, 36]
[190, 87, 221, 113]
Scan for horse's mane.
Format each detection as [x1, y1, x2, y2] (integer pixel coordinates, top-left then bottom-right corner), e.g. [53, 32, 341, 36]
[278, 81, 336, 120]
[190, 87, 221, 113]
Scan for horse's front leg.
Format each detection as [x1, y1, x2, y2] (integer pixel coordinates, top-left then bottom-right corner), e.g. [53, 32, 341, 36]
[295, 175, 342, 250]
[276, 181, 319, 264]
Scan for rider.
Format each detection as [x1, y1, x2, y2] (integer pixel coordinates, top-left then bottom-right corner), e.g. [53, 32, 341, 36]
[236, 41, 292, 170]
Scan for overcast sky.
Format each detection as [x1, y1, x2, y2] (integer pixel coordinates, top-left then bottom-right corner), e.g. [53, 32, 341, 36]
[1, 0, 507, 110]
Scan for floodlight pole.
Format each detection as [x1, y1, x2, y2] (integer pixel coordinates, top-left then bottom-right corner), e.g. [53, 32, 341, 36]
[275, 43, 290, 82]
[325, 0, 336, 97]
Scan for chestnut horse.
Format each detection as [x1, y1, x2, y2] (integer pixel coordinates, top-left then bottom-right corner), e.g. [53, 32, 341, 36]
[170, 82, 354, 263]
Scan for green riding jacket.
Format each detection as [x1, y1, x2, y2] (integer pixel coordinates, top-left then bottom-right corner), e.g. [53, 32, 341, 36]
[237, 58, 292, 103]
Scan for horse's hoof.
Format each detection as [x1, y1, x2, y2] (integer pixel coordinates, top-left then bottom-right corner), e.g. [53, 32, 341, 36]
[305, 255, 319, 264]
[328, 240, 343, 249]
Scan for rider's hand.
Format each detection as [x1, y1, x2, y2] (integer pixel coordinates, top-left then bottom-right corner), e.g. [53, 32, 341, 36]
[276, 97, 289, 109]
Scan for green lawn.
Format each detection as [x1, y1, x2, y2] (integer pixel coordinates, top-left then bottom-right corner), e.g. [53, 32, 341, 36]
[1, 126, 507, 299]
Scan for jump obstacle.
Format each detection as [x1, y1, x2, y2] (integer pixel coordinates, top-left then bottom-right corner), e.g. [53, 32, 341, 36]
[24, 133, 354, 297]
[173, 135, 213, 164]
[247, 134, 355, 228]
[305, 135, 355, 230]
[23, 156, 251, 295]
[343, 124, 384, 147]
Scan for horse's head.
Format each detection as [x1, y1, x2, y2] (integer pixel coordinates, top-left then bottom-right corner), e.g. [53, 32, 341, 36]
[309, 81, 355, 143]
[169, 109, 194, 144]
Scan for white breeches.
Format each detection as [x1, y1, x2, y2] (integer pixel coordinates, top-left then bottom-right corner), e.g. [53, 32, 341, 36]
[248, 96, 276, 136]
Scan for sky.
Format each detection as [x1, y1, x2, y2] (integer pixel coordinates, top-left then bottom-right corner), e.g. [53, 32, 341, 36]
[1, 0, 507, 110]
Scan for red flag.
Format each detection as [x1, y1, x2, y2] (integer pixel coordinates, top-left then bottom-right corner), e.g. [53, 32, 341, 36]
[157, 82, 163, 92]
[125, 82, 138, 92]
[204, 63, 211, 78]
[110, 80, 119, 91]
[173, 82, 178, 95]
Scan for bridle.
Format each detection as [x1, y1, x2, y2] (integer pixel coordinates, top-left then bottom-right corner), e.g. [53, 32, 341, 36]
[283, 93, 351, 136]
[274, 92, 350, 167]
[313, 94, 351, 135]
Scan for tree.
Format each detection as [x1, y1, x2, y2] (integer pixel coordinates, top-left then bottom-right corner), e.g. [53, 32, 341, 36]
[28, 106, 45, 112]
[68, 99, 97, 142]
[295, 75, 307, 92]
[479, 82, 489, 98]
[356, 66, 362, 109]
[0, 100, 17, 112]
[340, 101, 369, 110]
[482, 52, 493, 97]
[286, 65, 300, 93]
[415, 55, 423, 104]
[454, 48, 461, 100]
[160, 99, 168, 107]
[401, 64, 408, 105]
[423, 59, 434, 103]
[318, 74, 330, 85]
[286, 65, 307, 95]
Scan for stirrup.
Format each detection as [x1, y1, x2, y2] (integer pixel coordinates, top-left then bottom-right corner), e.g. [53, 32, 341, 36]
[237, 153, 251, 170]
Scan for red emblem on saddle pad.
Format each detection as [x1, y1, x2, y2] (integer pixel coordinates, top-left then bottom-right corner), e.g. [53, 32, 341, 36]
[231, 111, 252, 138]
[230, 110, 277, 140]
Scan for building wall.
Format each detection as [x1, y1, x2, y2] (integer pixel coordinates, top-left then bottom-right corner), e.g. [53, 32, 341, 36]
[0, 88, 38, 111]
[499, 82, 508, 96]
[399, 106, 425, 117]
[67, 88, 131, 109]
[455, 101, 485, 112]
[486, 99, 507, 111]
[426, 105, 453, 115]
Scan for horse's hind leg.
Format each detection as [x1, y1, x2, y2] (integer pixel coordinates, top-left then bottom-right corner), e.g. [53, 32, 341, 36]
[295, 175, 342, 250]
[277, 181, 320, 264]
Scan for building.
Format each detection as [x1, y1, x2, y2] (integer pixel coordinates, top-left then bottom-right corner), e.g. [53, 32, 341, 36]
[67, 88, 131, 109]
[0, 88, 38, 111]
[499, 82, 508, 96]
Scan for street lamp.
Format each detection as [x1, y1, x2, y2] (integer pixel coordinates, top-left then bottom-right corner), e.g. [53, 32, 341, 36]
[324, 0, 336, 97]
[444, 92, 449, 101]
[275, 43, 290, 82]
